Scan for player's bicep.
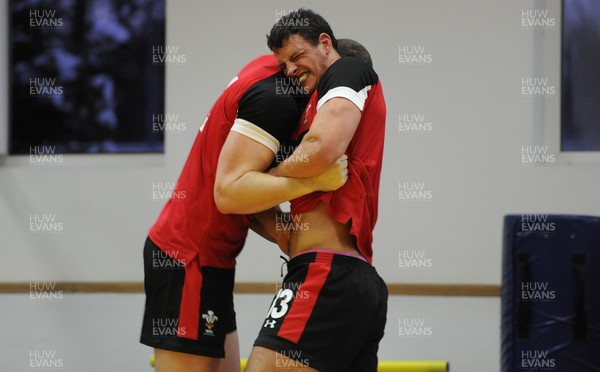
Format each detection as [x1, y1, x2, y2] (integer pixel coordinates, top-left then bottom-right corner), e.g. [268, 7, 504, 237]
[215, 131, 276, 188]
[303, 97, 362, 159]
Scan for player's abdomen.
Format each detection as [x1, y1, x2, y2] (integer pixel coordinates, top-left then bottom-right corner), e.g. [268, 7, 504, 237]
[288, 202, 359, 257]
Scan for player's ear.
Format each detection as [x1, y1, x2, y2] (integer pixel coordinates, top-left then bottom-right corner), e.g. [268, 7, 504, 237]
[318, 33, 333, 53]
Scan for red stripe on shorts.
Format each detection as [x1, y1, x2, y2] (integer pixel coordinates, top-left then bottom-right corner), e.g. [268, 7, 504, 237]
[277, 252, 333, 343]
[178, 259, 201, 340]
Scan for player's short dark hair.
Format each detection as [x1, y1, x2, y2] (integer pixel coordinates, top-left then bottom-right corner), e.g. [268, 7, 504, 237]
[337, 38, 373, 68]
[267, 8, 338, 51]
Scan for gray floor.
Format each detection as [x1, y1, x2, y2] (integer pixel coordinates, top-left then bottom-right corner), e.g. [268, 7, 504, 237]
[0, 293, 500, 371]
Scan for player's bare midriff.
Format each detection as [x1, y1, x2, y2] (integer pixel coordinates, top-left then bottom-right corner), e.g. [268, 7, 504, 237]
[288, 201, 360, 258]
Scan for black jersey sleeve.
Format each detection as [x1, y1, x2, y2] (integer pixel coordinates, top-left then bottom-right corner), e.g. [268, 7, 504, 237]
[316, 57, 379, 111]
[233, 72, 301, 154]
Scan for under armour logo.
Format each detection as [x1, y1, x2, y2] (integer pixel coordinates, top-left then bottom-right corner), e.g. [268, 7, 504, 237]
[264, 319, 277, 328]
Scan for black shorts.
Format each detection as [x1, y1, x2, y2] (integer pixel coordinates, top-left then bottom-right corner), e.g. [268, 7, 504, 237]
[254, 251, 388, 372]
[140, 237, 237, 358]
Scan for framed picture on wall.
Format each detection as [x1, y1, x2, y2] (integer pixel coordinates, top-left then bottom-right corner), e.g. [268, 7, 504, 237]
[561, 0, 600, 152]
[9, 0, 165, 154]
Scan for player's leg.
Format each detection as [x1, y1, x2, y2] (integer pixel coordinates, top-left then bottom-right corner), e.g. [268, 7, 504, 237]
[247, 251, 387, 372]
[219, 330, 241, 372]
[140, 238, 238, 371]
[246, 346, 317, 371]
[153, 331, 241, 372]
[346, 268, 388, 371]
[343, 340, 379, 372]
[155, 348, 219, 372]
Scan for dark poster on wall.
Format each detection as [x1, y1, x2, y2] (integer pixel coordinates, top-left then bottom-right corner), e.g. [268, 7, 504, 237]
[9, 0, 165, 154]
[561, 0, 600, 151]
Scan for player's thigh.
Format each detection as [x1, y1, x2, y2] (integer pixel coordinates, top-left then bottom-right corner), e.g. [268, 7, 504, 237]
[345, 338, 379, 372]
[155, 348, 220, 372]
[219, 331, 241, 372]
[245, 346, 317, 372]
[153, 331, 239, 372]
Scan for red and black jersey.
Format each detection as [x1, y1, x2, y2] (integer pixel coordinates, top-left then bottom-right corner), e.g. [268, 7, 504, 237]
[291, 57, 387, 263]
[149, 55, 304, 269]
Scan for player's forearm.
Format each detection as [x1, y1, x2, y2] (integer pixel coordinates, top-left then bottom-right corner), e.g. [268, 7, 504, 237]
[250, 207, 291, 255]
[270, 136, 341, 178]
[215, 171, 317, 214]
[251, 207, 287, 241]
[248, 206, 282, 243]
[248, 213, 276, 243]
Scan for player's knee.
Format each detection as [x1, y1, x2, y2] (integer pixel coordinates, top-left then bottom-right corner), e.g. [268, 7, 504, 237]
[246, 346, 317, 372]
[245, 346, 273, 372]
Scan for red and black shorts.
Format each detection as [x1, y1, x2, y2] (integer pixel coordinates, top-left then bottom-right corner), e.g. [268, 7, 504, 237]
[140, 237, 237, 358]
[254, 251, 388, 372]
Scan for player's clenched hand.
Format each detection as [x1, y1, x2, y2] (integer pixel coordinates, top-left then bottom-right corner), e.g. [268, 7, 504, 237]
[309, 154, 348, 192]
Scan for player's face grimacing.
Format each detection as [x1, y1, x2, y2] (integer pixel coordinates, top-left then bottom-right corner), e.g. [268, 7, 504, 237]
[274, 34, 330, 95]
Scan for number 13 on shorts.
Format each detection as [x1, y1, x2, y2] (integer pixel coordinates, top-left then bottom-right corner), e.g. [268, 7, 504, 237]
[265, 288, 294, 326]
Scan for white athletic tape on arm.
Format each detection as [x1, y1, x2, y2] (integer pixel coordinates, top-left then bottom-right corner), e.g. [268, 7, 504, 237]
[317, 85, 371, 111]
[231, 118, 280, 155]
